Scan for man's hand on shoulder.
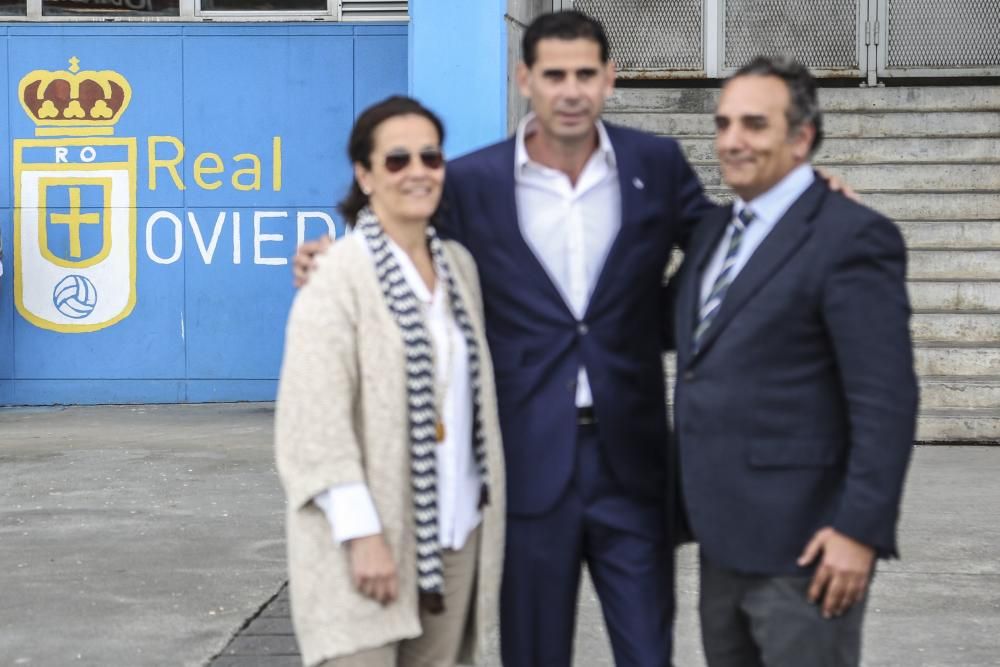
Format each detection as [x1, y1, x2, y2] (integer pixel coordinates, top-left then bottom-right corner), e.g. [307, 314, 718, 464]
[815, 167, 861, 203]
[292, 235, 333, 288]
[798, 526, 875, 619]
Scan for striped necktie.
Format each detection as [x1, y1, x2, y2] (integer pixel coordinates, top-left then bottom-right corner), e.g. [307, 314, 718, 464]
[692, 207, 756, 353]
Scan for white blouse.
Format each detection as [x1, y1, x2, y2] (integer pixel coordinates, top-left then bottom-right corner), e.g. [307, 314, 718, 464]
[313, 233, 483, 551]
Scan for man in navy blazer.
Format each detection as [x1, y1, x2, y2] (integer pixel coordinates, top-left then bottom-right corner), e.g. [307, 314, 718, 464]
[440, 12, 708, 666]
[296, 12, 710, 664]
[671, 56, 918, 666]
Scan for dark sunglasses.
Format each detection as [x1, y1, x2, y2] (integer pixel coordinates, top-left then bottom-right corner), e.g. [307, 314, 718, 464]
[383, 148, 445, 173]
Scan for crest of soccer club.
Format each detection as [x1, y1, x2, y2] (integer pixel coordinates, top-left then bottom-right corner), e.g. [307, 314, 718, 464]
[14, 56, 136, 333]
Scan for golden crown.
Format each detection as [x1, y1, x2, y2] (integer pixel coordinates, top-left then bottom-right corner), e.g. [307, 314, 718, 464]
[19, 57, 131, 136]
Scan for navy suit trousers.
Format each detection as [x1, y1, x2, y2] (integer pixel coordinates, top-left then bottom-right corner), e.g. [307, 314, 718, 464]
[500, 422, 674, 667]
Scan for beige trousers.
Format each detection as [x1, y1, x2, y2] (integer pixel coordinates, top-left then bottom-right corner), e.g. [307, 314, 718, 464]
[319, 526, 481, 667]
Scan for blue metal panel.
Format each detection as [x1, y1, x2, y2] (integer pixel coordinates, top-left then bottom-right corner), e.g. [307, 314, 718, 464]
[182, 33, 355, 208]
[11, 379, 185, 404]
[409, 0, 507, 157]
[14, 207, 185, 379]
[0, 34, 10, 400]
[0, 28, 10, 209]
[6, 24, 184, 37]
[348, 25, 408, 36]
[0, 208, 12, 388]
[8, 35, 185, 209]
[0, 23, 406, 405]
[182, 24, 350, 37]
[182, 206, 325, 380]
[354, 34, 409, 118]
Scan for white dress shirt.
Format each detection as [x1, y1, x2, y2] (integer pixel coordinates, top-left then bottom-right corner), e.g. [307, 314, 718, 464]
[314, 233, 482, 551]
[514, 113, 622, 408]
[700, 164, 816, 308]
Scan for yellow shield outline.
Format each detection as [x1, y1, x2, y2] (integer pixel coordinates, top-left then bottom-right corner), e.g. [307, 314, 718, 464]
[14, 136, 138, 334]
[37, 176, 114, 268]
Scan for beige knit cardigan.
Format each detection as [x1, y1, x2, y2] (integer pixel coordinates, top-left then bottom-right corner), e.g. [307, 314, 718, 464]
[275, 233, 506, 667]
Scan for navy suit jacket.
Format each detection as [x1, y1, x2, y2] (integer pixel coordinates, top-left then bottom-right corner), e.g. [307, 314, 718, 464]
[440, 123, 710, 516]
[671, 176, 919, 575]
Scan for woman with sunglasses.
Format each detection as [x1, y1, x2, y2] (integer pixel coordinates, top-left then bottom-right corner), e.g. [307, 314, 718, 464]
[275, 96, 505, 667]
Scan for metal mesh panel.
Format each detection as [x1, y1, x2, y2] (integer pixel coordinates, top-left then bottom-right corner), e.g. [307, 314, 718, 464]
[724, 0, 859, 70]
[886, 0, 1000, 68]
[575, 0, 703, 71]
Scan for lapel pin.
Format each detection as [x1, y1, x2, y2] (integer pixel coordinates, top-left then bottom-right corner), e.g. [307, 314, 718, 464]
[632, 177, 645, 190]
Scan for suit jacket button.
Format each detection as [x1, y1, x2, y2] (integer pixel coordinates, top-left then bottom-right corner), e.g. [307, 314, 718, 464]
[683, 370, 696, 381]
[577, 323, 589, 335]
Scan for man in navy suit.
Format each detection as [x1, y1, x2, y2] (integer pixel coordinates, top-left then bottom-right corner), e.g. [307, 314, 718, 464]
[440, 12, 708, 666]
[670, 56, 918, 666]
[297, 11, 709, 666]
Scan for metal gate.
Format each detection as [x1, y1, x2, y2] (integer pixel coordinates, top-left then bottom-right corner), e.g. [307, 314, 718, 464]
[877, 0, 1000, 78]
[720, 0, 864, 77]
[560, 0, 1000, 81]
[569, 0, 707, 77]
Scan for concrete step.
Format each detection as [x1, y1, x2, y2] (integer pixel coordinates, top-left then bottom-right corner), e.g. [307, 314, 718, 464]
[607, 88, 720, 114]
[907, 250, 1000, 280]
[678, 137, 1000, 164]
[839, 192, 1000, 222]
[909, 281, 1000, 313]
[606, 86, 1000, 114]
[605, 111, 1000, 139]
[705, 189, 1000, 220]
[915, 344, 1000, 377]
[693, 163, 1000, 191]
[820, 112, 1000, 139]
[921, 377, 1000, 410]
[916, 409, 1000, 443]
[603, 111, 713, 136]
[899, 221, 1000, 249]
[820, 86, 1000, 112]
[911, 313, 1000, 344]
[824, 165, 1000, 192]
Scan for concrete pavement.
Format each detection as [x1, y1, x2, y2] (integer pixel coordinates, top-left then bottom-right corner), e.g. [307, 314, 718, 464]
[0, 403, 286, 666]
[1, 403, 998, 666]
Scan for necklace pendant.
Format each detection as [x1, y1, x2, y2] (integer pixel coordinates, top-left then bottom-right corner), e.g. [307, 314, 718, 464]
[435, 420, 446, 442]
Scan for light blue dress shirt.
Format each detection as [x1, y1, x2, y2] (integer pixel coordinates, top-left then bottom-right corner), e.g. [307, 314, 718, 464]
[699, 164, 816, 309]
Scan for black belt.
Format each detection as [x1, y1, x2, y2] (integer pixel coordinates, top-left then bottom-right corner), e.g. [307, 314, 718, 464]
[577, 406, 597, 426]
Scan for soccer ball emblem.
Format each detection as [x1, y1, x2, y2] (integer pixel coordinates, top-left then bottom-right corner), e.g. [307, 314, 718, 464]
[52, 274, 98, 319]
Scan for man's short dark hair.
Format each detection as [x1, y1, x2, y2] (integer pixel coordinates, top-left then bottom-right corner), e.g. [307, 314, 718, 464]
[730, 55, 824, 154]
[522, 10, 611, 67]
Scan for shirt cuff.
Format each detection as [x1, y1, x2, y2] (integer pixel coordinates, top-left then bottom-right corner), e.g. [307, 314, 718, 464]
[313, 483, 382, 545]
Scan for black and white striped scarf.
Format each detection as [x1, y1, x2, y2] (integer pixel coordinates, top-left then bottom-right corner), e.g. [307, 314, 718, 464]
[357, 207, 489, 611]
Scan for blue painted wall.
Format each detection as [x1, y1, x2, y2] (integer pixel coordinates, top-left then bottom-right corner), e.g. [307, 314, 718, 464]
[0, 3, 511, 407]
[409, 0, 508, 158]
[0, 23, 408, 405]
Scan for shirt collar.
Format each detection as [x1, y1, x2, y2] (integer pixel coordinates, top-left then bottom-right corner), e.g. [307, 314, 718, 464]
[514, 112, 617, 177]
[734, 163, 815, 226]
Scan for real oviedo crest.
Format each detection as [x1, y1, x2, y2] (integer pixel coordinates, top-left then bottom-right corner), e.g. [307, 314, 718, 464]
[14, 57, 137, 333]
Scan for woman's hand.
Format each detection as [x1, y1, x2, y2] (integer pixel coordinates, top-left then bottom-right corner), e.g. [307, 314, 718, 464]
[348, 533, 398, 605]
